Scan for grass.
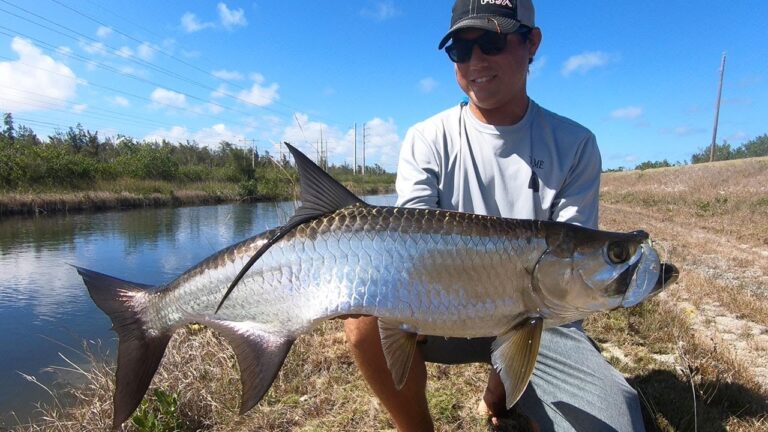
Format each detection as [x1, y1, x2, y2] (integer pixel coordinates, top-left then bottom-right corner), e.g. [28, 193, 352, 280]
[0, 176, 395, 217]
[7, 157, 768, 431]
[0, 180, 241, 216]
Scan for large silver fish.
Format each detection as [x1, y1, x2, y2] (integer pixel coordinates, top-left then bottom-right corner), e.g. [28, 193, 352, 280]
[77, 144, 678, 429]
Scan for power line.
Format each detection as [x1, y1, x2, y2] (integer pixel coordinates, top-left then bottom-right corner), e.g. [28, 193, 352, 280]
[0, 2, 299, 120]
[39, 0, 334, 122]
[0, 51, 245, 127]
[0, 1, 369, 156]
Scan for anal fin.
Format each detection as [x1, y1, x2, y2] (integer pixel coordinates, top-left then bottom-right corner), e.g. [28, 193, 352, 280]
[205, 321, 294, 414]
[378, 319, 419, 390]
[491, 317, 544, 408]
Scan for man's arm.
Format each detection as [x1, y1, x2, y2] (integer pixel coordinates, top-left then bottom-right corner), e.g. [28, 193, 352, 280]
[343, 126, 444, 432]
[395, 127, 441, 209]
[550, 132, 601, 229]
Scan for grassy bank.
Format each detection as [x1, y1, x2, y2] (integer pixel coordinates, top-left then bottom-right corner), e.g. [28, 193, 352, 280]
[0, 182, 239, 216]
[8, 158, 768, 431]
[0, 177, 395, 217]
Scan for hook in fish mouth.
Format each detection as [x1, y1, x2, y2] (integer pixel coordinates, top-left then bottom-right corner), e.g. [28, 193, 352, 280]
[651, 262, 679, 297]
[621, 242, 679, 307]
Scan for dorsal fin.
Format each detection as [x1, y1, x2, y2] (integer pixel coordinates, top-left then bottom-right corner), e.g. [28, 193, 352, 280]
[215, 143, 366, 313]
[285, 142, 365, 225]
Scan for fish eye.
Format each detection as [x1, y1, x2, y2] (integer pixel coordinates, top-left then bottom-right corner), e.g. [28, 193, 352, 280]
[606, 241, 631, 264]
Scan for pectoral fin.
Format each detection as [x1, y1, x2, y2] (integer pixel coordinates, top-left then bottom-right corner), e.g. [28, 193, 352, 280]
[491, 317, 544, 408]
[378, 319, 418, 390]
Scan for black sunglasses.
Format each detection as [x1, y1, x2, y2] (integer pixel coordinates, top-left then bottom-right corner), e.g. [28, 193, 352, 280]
[445, 31, 509, 64]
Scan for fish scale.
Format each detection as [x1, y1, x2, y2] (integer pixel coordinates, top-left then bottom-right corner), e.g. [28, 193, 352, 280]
[148, 206, 543, 340]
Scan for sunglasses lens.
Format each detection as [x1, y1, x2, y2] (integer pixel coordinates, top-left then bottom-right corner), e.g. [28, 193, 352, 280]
[446, 41, 472, 63]
[478, 33, 507, 55]
[445, 32, 508, 63]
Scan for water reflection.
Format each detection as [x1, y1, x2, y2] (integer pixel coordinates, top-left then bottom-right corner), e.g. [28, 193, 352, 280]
[0, 195, 395, 423]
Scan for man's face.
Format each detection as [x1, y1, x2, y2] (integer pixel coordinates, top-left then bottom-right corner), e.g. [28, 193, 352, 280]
[453, 27, 541, 123]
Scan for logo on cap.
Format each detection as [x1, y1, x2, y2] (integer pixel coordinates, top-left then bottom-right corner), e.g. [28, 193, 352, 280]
[481, 0, 514, 7]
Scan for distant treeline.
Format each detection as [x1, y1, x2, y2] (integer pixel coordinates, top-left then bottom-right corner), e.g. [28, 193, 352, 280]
[0, 113, 394, 200]
[605, 134, 768, 172]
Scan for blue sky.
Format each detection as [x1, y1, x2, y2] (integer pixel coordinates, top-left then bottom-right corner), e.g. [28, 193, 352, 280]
[0, 1, 766, 171]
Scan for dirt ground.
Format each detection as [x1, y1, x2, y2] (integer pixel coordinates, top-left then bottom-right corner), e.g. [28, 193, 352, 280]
[601, 201, 768, 392]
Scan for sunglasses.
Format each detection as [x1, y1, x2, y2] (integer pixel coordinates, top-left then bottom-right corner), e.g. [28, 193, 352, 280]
[445, 31, 509, 63]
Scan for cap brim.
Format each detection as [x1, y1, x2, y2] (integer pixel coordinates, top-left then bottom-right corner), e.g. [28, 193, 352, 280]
[438, 16, 522, 49]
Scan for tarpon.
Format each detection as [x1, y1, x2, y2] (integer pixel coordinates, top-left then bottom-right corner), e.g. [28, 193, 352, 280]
[77, 143, 678, 429]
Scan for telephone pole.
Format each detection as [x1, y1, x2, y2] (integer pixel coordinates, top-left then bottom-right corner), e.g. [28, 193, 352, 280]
[353, 122, 357, 175]
[362, 123, 367, 176]
[709, 52, 726, 163]
[239, 138, 257, 169]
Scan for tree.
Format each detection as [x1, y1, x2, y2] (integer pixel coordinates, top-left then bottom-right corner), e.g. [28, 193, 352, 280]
[691, 141, 733, 164]
[2, 113, 15, 144]
[740, 134, 768, 158]
[635, 159, 673, 171]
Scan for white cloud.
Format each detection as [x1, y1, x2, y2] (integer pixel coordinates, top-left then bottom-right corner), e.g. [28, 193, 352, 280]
[96, 26, 113, 38]
[150, 88, 187, 109]
[115, 46, 133, 58]
[136, 42, 156, 61]
[212, 69, 244, 80]
[181, 12, 214, 33]
[237, 74, 279, 106]
[211, 84, 229, 99]
[144, 123, 242, 147]
[113, 95, 130, 107]
[611, 106, 643, 120]
[0, 37, 78, 112]
[561, 51, 612, 76]
[362, 1, 400, 21]
[357, 117, 401, 170]
[281, 114, 400, 171]
[418, 77, 438, 93]
[217, 3, 247, 29]
[207, 102, 224, 114]
[71, 103, 87, 113]
[80, 40, 107, 56]
[57, 46, 72, 56]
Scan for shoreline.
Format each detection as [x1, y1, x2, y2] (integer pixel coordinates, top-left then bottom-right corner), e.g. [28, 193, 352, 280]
[0, 184, 396, 218]
[0, 190, 241, 217]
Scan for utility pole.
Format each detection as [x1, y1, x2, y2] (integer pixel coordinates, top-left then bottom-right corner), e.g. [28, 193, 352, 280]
[353, 123, 358, 175]
[320, 127, 326, 170]
[239, 138, 257, 169]
[709, 52, 726, 163]
[362, 123, 367, 176]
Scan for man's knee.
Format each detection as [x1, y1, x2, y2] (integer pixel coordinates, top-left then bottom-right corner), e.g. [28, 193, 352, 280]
[344, 316, 379, 352]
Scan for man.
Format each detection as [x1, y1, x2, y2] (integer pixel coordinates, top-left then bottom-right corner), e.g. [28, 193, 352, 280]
[344, 0, 645, 430]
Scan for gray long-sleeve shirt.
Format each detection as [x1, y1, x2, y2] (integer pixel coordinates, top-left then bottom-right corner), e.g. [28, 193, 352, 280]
[395, 100, 601, 228]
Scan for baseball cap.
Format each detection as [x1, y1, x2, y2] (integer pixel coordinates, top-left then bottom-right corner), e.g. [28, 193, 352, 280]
[438, 0, 536, 49]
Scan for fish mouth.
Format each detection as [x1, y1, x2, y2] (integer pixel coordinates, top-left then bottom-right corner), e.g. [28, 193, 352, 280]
[620, 243, 678, 307]
[650, 262, 679, 297]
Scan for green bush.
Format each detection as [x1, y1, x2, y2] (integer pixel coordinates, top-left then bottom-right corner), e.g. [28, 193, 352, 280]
[115, 144, 179, 180]
[130, 388, 183, 432]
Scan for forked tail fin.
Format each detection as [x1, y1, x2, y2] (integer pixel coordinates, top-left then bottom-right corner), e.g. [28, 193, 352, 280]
[74, 266, 171, 429]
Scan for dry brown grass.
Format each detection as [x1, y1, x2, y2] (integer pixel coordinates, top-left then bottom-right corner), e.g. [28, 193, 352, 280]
[10, 157, 768, 431]
[590, 157, 768, 431]
[10, 324, 491, 432]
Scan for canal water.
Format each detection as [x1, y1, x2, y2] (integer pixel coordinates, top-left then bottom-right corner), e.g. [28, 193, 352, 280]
[0, 195, 396, 425]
